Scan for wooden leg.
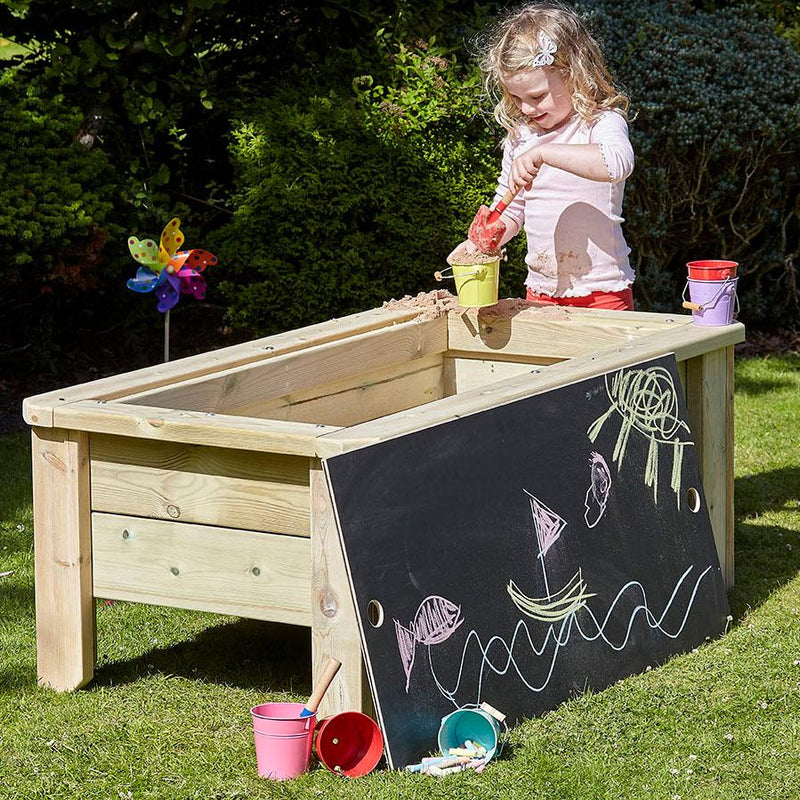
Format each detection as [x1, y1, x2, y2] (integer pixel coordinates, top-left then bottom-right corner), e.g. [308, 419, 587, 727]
[32, 427, 95, 690]
[683, 347, 735, 588]
[310, 464, 371, 717]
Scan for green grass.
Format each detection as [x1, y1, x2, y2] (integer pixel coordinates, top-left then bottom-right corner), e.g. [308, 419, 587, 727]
[1, 355, 799, 799]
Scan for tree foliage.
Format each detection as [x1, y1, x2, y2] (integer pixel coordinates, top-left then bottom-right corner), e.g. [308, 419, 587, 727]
[0, 0, 798, 372]
[584, 0, 800, 319]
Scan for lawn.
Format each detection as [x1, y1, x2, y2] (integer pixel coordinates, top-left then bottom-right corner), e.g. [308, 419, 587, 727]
[1, 353, 798, 799]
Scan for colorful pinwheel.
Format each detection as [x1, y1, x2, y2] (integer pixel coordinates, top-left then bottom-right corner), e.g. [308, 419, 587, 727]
[126, 217, 218, 312]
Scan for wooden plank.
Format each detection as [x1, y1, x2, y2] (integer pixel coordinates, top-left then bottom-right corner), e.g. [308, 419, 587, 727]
[51, 402, 346, 458]
[92, 513, 312, 626]
[321, 322, 745, 448]
[23, 306, 424, 427]
[311, 465, 371, 716]
[32, 427, 95, 691]
[118, 317, 448, 414]
[447, 355, 550, 395]
[234, 353, 446, 426]
[446, 306, 696, 360]
[684, 347, 735, 587]
[90, 435, 310, 536]
[442, 355, 457, 398]
[724, 345, 735, 588]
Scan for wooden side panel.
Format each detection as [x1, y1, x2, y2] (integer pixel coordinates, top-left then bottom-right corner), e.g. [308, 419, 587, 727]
[323, 323, 745, 449]
[684, 346, 735, 587]
[92, 513, 312, 625]
[447, 355, 550, 394]
[311, 465, 370, 716]
[23, 306, 423, 428]
[120, 317, 448, 415]
[52, 402, 338, 458]
[446, 307, 694, 361]
[32, 427, 96, 691]
[90, 435, 310, 536]
[234, 353, 446, 425]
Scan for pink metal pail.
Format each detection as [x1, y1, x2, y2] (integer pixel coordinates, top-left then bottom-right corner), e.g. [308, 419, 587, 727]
[315, 712, 384, 777]
[250, 702, 316, 779]
[683, 277, 739, 326]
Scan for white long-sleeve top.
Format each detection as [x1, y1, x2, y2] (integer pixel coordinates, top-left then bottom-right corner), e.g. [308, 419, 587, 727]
[495, 109, 635, 297]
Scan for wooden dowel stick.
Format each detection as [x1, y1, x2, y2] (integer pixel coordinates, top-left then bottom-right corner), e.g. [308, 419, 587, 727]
[302, 656, 342, 716]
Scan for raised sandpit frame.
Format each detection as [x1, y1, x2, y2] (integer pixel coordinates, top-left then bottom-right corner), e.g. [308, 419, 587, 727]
[23, 298, 744, 716]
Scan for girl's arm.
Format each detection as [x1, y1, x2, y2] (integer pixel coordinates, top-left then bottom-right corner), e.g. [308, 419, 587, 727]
[511, 113, 635, 190]
[510, 143, 611, 189]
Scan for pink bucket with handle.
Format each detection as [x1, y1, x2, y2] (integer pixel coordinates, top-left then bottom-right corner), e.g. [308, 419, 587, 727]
[250, 702, 316, 780]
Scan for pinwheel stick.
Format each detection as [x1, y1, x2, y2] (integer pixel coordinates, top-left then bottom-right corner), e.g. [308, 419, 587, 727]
[164, 310, 170, 363]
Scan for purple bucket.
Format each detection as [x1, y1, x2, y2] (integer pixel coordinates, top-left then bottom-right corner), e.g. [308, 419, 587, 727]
[683, 277, 738, 326]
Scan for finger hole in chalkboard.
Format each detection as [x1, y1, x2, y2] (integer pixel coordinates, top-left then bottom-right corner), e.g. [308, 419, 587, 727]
[686, 487, 701, 513]
[367, 600, 385, 628]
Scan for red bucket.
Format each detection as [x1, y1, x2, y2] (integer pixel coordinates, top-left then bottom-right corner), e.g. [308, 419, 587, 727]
[686, 260, 738, 281]
[315, 712, 384, 777]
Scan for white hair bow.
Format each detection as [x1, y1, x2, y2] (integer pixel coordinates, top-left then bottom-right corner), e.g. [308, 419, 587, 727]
[532, 31, 557, 67]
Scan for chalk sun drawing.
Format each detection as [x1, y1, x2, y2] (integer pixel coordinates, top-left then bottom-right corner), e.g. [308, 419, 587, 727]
[394, 595, 463, 692]
[587, 366, 692, 507]
[584, 451, 612, 528]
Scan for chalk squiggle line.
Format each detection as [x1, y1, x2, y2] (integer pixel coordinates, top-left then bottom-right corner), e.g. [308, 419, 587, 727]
[427, 565, 713, 707]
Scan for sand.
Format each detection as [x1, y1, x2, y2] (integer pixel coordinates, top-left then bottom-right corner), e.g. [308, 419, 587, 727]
[446, 247, 502, 266]
[380, 289, 570, 322]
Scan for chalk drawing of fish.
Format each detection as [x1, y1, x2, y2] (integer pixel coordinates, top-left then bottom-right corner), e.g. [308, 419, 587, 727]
[394, 595, 464, 692]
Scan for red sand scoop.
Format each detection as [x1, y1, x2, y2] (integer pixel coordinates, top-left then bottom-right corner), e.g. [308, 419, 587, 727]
[468, 187, 519, 253]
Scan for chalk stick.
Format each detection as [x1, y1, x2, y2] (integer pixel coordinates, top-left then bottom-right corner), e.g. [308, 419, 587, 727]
[439, 764, 467, 775]
[421, 755, 453, 765]
[432, 756, 470, 770]
[427, 766, 445, 776]
[448, 747, 478, 757]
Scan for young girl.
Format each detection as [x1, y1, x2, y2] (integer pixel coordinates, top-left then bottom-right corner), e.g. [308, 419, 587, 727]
[451, 2, 635, 310]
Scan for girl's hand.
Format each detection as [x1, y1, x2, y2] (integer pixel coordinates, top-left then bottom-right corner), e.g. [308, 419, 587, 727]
[510, 146, 545, 191]
[447, 239, 481, 263]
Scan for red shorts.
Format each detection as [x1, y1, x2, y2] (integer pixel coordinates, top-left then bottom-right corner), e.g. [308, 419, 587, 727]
[526, 287, 634, 311]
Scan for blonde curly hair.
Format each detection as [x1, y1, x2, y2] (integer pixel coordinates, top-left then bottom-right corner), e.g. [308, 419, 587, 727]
[478, 2, 629, 135]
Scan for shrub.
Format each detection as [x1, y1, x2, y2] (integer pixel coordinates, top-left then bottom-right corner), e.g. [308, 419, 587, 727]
[217, 1, 800, 333]
[0, 68, 120, 364]
[579, 0, 800, 322]
[213, 29, 510, 334]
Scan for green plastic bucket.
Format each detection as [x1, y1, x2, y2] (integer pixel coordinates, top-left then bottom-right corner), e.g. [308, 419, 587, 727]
[435, 259, 500, 308]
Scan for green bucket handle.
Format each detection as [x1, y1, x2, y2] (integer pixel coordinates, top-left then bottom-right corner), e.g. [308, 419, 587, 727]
[434, 266, 487, 283]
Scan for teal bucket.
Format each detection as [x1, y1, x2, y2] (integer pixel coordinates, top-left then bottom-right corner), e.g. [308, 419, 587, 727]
[437, 702, 507, 763]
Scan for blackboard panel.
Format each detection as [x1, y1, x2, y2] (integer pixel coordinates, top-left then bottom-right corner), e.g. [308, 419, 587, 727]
[325, 355, 729, 769]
